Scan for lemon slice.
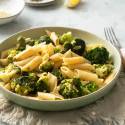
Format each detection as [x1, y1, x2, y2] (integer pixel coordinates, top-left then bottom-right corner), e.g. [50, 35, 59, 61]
[66, 0, 80, 8]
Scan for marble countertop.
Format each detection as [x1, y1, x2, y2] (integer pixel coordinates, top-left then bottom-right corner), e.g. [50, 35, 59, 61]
[0, 0, 125, 125]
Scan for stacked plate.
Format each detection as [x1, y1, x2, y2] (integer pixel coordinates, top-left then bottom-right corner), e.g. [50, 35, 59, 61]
[25, 0, 56, 7]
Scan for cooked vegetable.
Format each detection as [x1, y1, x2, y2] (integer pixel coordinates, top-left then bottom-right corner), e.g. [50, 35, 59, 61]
[85, 47, 109, 64]
[59, 32, 74, 44]
[39, 35, 53, 44]
[63, 38, 86, 55]
[83, 81, 99, 94]
[51, 68, 64, 84]
[94, 64, 114, 78]
[11, 74, 38, 95]
[36, 76, 49, 92]
[39, 61, 54, 72]
[59, 78, 83, 99]
[16, 36, 26, 51]
[63, 42, 73, 52]
[71, 38, 86, 55]
[7, 49, 19, 62]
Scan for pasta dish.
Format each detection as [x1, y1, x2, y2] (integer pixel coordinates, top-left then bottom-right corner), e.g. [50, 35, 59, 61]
[0, 31, 114, 100]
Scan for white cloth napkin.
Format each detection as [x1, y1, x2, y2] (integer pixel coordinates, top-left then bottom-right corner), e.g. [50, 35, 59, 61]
[0, 71, 125, 125]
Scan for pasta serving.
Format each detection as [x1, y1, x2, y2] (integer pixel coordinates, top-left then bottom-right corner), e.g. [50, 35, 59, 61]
[0, 31, 114, 100]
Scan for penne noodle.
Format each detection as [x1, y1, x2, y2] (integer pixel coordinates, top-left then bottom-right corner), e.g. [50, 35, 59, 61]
[53, 60, 63, 68]
[75, 69, 103, 84]
[14, 47, 35, 60]
[22, 56, 42, 71]
[14, 56, 35, 67]
[67, 63, 95, 71]
[63, 49, 72, 58]
[50, 32, 59, 45]
[48, 72, 57, 92]
[104, 70, 116, 85]
[50, 53, 63, 62]
[37, 92, 64, 100]
[63, 56, 87, 65]
[60, 66, 75, 78]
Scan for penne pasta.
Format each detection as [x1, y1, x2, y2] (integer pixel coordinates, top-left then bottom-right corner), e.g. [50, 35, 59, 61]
[63, 56, 87, 65]
[50, 32, 59, 45]
[50, 53, 63, 62]
[48, 72, 57, 92]
[37, 92, 64, 100]
[67, 63, 95, 71]
[75, 69, 104, 84]
[60, 66, 75, 78]
[14, 56, 35, 67]
[22, 56, 42, 71]
[14, 47, 35, 60]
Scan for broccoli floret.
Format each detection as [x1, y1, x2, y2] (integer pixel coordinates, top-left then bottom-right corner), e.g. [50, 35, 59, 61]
[83, 81, 99, 95]
[11, 74, 38, 95]
[51, 68, 64, 84]
[16, 36, 26, 51]
[63, 42, 73, 52]
[25, 38, 35, 46]
[59, 78, 83, 99]
[71, 38, 86, 56]
[54, 47, 61, 53]
[85, 47, 109, 64]
[5, 64, 21, 74]
[94, 64, 113, 78]
[62, 38, 86, 55]
[0, 64, 21, 83]
[7, 49, 19, 63]
[38, 35, 53, 44]
[59, 32, 74, 44]
[36, 75, 49, 92]
[39, 61, 54, 72]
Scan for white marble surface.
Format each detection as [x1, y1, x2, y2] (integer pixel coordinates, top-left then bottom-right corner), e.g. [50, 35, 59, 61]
[0, 0, 125, 125]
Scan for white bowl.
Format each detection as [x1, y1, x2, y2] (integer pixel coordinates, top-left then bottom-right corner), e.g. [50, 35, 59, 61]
[0, 27, 121, 111]
[0, 0, 25, 25]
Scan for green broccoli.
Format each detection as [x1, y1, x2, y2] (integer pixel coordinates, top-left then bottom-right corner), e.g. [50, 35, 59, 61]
[38, 35, 53, 44]
[85, 47, 109, 64]
[83, 81, 99, 95]
[39, 61, 54, 72]
[62, 38, 86, 55]
[25, 38, 35, 46]
[11, 74, 38, 95]
[59, 78, 83, 99]
[59, 32, 74, 44]
[63, 42, 73, 52]
[16, 36, 26, 51]
[51, 68, 64, 84]
[71, 38, 86, 56]
[7, 49, 19, 63]
[36, 75, 49, 92]
[0, 64, 21, 83]
[94, 64, 114, 78]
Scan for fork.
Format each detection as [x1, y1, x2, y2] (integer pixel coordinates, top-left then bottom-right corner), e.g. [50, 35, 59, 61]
[104, 27, 125, 69]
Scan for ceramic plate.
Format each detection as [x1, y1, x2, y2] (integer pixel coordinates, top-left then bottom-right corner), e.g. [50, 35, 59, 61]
[0, 27, 121, 111]
[25, 0, 56, 7]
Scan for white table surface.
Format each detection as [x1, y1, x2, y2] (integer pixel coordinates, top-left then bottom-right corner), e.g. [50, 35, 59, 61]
[0, 0, 125, 125]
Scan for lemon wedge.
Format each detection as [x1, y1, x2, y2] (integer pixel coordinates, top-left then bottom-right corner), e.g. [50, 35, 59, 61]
[66, 0, 80, 8]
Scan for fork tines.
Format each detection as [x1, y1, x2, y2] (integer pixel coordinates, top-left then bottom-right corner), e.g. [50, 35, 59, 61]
[104, 27, 121, 48]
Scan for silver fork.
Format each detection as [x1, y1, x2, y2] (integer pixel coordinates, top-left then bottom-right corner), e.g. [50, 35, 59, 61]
[104, 27, 125, 70]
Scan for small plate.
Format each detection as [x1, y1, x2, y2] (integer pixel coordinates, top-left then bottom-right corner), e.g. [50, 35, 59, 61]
[0, 0, 25, 25]
[25, 0, 56, 7]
